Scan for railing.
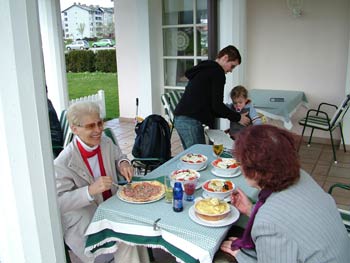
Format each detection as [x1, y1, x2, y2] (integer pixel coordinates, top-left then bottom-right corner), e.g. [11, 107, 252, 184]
[69, 89, 106, 119]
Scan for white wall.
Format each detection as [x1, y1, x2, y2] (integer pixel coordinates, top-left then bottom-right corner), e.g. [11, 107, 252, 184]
[246, 0, 350, 139]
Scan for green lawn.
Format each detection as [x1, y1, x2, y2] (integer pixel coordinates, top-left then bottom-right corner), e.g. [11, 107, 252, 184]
[67, 72, 119, 119]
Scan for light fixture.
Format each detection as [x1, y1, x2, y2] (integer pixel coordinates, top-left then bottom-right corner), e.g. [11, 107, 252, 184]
[286, 0, 304, 17]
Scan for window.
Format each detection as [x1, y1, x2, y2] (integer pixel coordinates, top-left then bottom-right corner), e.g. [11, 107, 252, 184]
[162, 0, 208, 89]
[64, 18, 68, 21]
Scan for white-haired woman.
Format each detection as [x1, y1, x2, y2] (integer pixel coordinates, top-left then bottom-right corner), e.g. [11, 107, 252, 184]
[55, 101, 149, 263]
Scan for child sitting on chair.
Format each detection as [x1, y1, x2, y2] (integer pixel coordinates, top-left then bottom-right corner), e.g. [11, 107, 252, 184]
[226, 85, 262, 139]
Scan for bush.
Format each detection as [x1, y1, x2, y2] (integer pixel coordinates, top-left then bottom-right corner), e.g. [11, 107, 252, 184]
[65, 50, 95, 72]
[95, 50, 117, 73]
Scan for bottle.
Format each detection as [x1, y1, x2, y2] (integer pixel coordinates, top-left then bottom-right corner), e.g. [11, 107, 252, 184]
[173, 182, 183, 212]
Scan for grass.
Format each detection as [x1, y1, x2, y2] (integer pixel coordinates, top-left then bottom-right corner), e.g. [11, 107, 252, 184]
[67, 72, 119, 119]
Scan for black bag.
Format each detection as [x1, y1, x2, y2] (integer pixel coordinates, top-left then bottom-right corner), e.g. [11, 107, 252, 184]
[132, 114, 171, 162]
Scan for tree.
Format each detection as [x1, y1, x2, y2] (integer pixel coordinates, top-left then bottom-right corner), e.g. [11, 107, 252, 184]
[77, 23, 85, 39]
[103, 22, 115, 38]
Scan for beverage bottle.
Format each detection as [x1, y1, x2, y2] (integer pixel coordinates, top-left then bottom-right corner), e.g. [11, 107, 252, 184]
[173, 182, 183, 212]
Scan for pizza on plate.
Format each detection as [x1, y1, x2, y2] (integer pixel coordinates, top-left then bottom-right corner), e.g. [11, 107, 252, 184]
[118, 181, 165, 203]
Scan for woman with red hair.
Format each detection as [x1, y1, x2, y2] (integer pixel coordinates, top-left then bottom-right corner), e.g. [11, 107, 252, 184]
[217, 125, 350, 262]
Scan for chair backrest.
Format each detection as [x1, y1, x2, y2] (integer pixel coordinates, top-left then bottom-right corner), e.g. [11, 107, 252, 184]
[161, 90, 184, 125]
[328, 183, 350, 237]
[339, 209, 350, 237]
[59, 110, 74, 148]
[330, 94, 350, 127]
[103, 127, 117, 145]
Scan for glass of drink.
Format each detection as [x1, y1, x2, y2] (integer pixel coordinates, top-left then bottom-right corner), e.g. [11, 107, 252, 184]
[164, 176, 173, 203]
[183, 179, 197, 202]
[213, 140, 224, 158]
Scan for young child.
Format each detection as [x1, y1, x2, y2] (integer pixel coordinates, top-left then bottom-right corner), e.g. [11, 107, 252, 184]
[226, 85, 262, 139]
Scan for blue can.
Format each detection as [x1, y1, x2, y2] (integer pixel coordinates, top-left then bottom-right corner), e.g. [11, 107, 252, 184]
[173, 182, 183, 212]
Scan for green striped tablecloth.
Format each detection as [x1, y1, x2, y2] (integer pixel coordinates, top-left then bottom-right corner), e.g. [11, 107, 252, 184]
[85, 144, 258, 263]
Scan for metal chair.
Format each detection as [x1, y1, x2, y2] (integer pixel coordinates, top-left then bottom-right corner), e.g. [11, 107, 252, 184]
[161, 90, 184, 136]
[328, 183, 350, 236]
[298, 94, 350, 163]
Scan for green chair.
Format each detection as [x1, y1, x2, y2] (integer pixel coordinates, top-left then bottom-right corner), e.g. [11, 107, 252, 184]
[298, 94, 350, 163]
[161, 90, 184, 135]
[328, 183, 350, 236]
[52, 110, 74, 157]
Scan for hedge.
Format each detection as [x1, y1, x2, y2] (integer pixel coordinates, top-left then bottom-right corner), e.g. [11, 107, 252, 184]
[65, 50, 117, 73]
[95, 50, 117, 72]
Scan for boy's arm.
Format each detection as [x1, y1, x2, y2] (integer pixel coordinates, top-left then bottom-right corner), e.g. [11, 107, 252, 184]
[248, 103, 263, 125]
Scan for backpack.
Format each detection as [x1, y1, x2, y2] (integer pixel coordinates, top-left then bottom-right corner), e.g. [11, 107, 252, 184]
[132, 114, 171, 162]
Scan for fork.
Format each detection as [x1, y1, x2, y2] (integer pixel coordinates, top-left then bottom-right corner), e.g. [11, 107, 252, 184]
[125, 181, 132, 188]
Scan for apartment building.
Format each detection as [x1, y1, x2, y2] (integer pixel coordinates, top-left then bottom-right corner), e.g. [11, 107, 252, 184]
[61, 2, 114, 39]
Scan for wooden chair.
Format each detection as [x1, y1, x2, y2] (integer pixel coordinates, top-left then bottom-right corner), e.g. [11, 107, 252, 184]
[298, 94, 350, 163]
[161, 90, 184, 135]
[328, 183, 350, 236]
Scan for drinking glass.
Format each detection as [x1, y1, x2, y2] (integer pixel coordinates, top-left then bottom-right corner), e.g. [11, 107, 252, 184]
[164, 176, 173, 203]
[213, 139, 224, 158]
[183, 179, 197, 202]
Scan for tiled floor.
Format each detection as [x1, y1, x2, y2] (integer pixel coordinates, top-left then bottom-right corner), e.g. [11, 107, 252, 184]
[70, 118, 350, 262]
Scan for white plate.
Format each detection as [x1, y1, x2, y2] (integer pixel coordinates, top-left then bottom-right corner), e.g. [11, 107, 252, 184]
[116, 187, 164, 204]
[202, 191, 231, 203]
[188, 205, 240, 227]
[211, 168, 241, 178]
[177, 162, 208, 172]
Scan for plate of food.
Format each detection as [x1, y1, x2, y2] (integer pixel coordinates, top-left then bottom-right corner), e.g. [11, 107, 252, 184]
[211, 158, 241, 177]
[189, 197, 240, 227]
[202, 179, 235, 200]
[117, 181, 165, 204]
[170, 169, 201, 189]
[179, 153, 208, 171]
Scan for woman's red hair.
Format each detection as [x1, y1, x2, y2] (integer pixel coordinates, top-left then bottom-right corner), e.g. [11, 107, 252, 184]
[234, 125, 300, 191]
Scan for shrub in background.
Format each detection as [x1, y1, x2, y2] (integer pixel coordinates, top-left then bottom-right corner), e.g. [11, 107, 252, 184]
[65, 50, 95, 72]
[95, 50, 117, 73]
[65, 50, 117, 73]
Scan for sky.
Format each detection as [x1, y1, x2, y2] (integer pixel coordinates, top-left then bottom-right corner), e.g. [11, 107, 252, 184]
[60, 0, 114, 11]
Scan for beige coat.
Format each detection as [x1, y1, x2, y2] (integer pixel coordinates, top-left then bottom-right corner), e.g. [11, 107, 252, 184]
[55, 135, 123, 262]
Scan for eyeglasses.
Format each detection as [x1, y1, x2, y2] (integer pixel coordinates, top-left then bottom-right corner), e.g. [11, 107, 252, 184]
[76, 120, 104, 130]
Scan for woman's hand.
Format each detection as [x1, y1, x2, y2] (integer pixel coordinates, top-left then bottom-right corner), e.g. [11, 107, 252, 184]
[231, 188, 253, 216]
[220, 237, 239, 257]
[119, 161, 134, 182]
[88, 176, 113, 196]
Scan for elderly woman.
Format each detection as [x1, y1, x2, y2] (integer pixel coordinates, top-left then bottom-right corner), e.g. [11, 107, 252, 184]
[55, 101, 149, 263]
[218, 125, 350, 263]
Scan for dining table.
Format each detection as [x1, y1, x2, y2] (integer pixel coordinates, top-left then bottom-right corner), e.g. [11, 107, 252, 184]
[84, 144, 259, 263]
[249, 89, 309, 129]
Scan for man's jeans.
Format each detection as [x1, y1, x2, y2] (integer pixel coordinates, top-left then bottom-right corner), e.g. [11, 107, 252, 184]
[174, 115, 205, 149]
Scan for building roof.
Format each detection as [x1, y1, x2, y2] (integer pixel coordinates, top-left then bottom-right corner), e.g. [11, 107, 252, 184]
[61, 3, 113, 13]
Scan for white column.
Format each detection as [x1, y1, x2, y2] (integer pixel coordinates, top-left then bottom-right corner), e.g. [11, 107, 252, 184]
[115, 0, 163, 119]
[218, 0, 247, 129]
[39, 0, 69, 114]
[0, 0, 65, 262]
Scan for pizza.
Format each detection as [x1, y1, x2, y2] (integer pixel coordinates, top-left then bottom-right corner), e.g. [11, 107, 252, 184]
[118, 181, 165, 203]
